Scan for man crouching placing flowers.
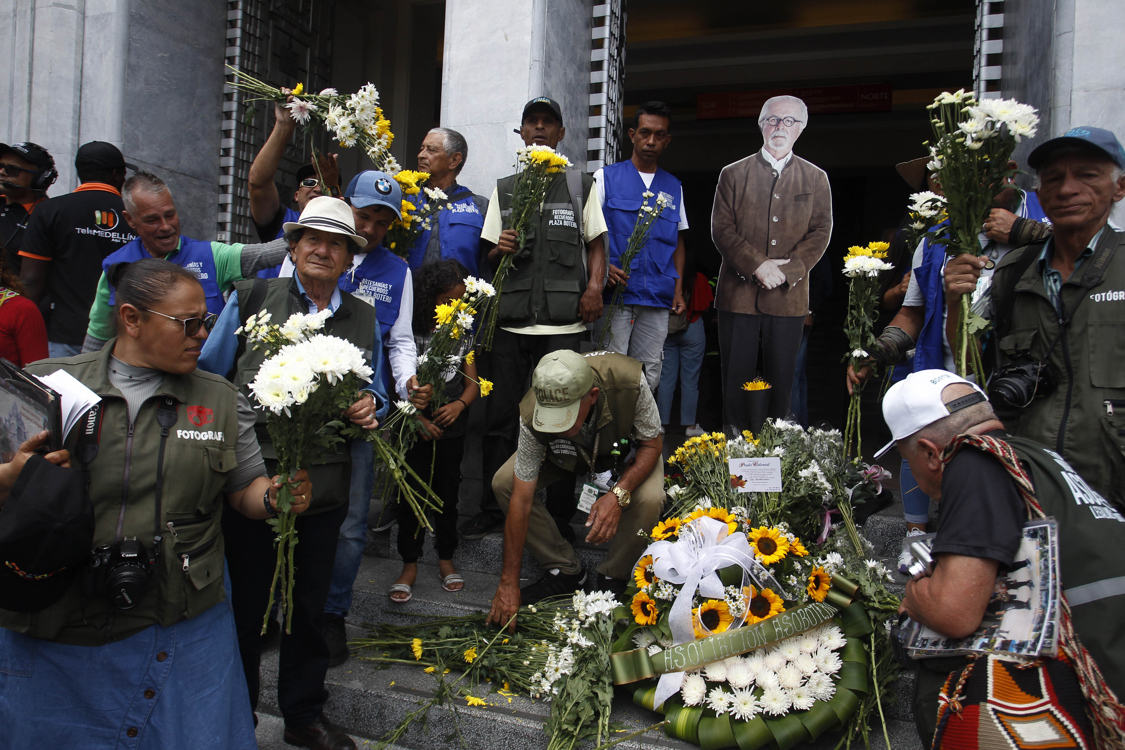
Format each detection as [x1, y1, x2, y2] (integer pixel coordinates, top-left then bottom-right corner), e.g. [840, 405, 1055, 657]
[198, 196, 393, 750]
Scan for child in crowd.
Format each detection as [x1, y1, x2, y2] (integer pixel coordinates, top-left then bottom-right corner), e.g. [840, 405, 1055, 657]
[389, 260, 478, 602]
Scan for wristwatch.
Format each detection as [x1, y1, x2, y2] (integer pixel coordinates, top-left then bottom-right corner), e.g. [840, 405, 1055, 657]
[325, 184, 341, 198]
[611, 485, 631, 509]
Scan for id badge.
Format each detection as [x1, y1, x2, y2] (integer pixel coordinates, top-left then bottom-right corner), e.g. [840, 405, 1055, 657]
[578, 483, 600, 514]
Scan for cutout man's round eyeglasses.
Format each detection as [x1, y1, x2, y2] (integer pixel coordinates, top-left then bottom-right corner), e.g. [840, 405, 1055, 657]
[763, 116, 803, 128]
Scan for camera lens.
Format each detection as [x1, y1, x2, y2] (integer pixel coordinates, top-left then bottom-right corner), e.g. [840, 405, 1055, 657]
[108, 567, 151, 610]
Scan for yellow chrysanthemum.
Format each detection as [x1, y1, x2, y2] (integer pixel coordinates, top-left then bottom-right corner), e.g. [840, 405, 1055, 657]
[807, 567, 831, 603]
[843, 240, 890, 263]
[291, 82, 304, 96]
[435, 303, 456, 326]
[744, 586, 785, 624]
[463, 647, 477, 663]
[693, 600, 734, 638]
[790, 538, 809, 557]
[465, 350, 476, 366]
[741, 378, 772, 391]
[424, 666, 436, 673]
[411, 638, 423, 660]
[631, 591, 659, 626]
[478, 378, 493, 397]
[394, 170, 428, 195]
[741, 429, 757, 442]
[465, 696, 487, 707]
[633, 556, 657, 589]
[651, 518, 681, 540]
[748, 526, 790, 565]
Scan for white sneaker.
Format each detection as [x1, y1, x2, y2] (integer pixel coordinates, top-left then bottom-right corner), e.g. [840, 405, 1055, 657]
[685, 424, 705, 437]
[898, 528, 927, 574]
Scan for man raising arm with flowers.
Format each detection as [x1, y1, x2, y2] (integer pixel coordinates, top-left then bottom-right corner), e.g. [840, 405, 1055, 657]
[487, 350, 665, 631]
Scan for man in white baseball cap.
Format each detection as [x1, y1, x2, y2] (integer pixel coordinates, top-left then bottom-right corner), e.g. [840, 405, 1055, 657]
[486, 349, 666, 630]
[882, 369, 1125, 746]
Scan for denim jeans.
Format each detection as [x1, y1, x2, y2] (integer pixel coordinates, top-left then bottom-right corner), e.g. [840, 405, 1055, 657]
[603, 304, 669, 391]
[324, 440, 376, 617]
[657, 318, 706, 426]
[48, 341, 82, 358]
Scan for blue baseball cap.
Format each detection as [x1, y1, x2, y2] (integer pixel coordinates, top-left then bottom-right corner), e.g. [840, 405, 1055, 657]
[343, 170, 402, 219]
[1028, 126, 1125, 170]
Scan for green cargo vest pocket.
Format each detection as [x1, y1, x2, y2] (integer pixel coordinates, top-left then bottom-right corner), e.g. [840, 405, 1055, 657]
[997, 327, 1039, 360]
[181, 534, 225, 618]
[196, 446, 237, 512]
[498, 276, 533, 323]
[544, 278, 582, 324]
[1100, 402, 1125, 508]
[546, 224, 582, 268]
[1089, 320, 1125, 388]
[0, 635, 35, 676]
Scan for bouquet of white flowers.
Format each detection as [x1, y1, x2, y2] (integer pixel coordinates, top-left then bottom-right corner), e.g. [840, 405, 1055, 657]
[239, 309, 439, 633]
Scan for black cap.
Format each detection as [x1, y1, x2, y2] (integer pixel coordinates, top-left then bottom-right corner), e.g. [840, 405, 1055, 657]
[522, 97, 563, 126]
[74, 141, 136, 172]
[0, 142, 54, 172]
[0, 456, 94, 613]
[295, 163, 318, 182]
[1028, 126, 1125, 170]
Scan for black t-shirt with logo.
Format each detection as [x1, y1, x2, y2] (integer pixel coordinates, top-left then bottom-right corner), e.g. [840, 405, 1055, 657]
[0, 200, 39, 276]
[19, 184, 135, 345]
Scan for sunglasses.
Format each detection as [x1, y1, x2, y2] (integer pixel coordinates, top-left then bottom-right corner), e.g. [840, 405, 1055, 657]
[0, 163, 41, 177]
[300, 177, 319, 189]
[141, 309, 219, 336]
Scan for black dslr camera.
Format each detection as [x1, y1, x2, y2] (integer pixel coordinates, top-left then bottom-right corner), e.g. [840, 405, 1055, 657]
[84, 537, 159, 610]
[990, 356, 1056, 411]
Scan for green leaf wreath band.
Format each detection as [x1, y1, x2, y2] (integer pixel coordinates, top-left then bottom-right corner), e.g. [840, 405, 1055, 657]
[612, 600, 841, 686]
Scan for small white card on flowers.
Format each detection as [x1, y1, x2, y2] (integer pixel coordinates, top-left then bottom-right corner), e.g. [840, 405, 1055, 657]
[728, 457, 782, 492]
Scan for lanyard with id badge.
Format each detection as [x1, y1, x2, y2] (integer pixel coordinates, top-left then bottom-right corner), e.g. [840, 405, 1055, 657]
[576, 435, 633, 513]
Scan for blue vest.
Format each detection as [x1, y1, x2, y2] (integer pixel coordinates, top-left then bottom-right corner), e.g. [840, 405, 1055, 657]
[406, 185, 484, 275]
[257, 207, 301, 279]
[340, 246, 408, 393]
[913, 192, 1048, 372]
[601, 161, 682, 307]
[103, 236, 224, 315]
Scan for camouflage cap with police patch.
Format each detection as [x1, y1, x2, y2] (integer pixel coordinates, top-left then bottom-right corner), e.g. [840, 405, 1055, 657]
[531, 350, 594, 433]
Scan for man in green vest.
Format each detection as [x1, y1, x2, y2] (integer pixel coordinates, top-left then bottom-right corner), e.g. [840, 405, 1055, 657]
[881, 369, 1125, 745]
[462, 96, 608, 543]
[950, 126, 1125, 508]
[486, 350, 665, 631]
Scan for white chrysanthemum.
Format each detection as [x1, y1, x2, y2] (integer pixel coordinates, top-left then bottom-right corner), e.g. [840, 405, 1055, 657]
[820, 552, 844, 573]
[745, 652, 766, 677]
[395, 400, 417, 415]
[324, 105, 346, 132]
[806, 672, 836, 701]
[654, 581, 676, 601]
[756, 669, 780, 691]
[759, 686, 792, 716]
[285, 98, 318, 125]
[763, 649, 787, 673]
[681, 673, 707, 706]
[726, 659, 754, 690]
[797, 635, 820, 654]
[335, 121, 357, 148]
[646, 643, 662, 656]
[820, 625, 846, 644]
[789, 685, 815, 711]
[642, 190, 654, 198]
[704, 660, 728, 683]
[814, 649, 843, 675]
[730, 689, 759, 721]
[794, 653, 818, 676]
[778, 640, 802, 662]
[657, 633, 673, 648]
[707, 687, 732, 715]
[319, 87, 338, 97]
[777, 664, 803, 689]
[632, 630, 656, 650]
[456, 311, 474, 329]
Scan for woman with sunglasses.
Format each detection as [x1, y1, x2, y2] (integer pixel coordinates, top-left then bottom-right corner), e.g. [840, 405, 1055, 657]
[0, 257, 312, 748]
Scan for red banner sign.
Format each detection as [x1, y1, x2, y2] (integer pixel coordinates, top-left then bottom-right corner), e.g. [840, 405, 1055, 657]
[697, 83, 893, 120]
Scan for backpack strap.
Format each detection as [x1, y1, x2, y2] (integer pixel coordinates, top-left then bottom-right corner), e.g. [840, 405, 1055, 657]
[565, 170, 588, 278]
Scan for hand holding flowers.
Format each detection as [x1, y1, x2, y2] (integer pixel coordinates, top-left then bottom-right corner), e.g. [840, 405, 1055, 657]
[841, 241, 894, 457]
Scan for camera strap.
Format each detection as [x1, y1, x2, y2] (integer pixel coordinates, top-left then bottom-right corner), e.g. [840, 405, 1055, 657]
[152, 397, 178, 554]
[74, 403, 104, 496]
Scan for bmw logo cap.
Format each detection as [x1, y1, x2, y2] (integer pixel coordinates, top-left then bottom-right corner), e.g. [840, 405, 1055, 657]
[344, 170, 403, 219]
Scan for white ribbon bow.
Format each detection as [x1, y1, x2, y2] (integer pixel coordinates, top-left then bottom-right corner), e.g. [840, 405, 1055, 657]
[642, 516, 789, 709]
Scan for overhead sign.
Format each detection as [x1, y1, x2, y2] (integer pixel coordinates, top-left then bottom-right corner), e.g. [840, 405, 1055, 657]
[697, 83, 893, 120]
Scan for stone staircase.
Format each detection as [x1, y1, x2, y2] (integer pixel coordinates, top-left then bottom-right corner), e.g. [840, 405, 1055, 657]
[253, 437, 926, 750]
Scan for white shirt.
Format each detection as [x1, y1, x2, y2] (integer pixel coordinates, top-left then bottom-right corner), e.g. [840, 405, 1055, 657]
[592, 166, 689, 231]
[760, 147, 794, 174]
[277, 253, 417, 399]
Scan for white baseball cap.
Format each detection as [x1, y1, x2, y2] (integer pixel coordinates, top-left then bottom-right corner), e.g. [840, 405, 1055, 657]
[874, 370, 987, 458]
[530, 350, 595, 433]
